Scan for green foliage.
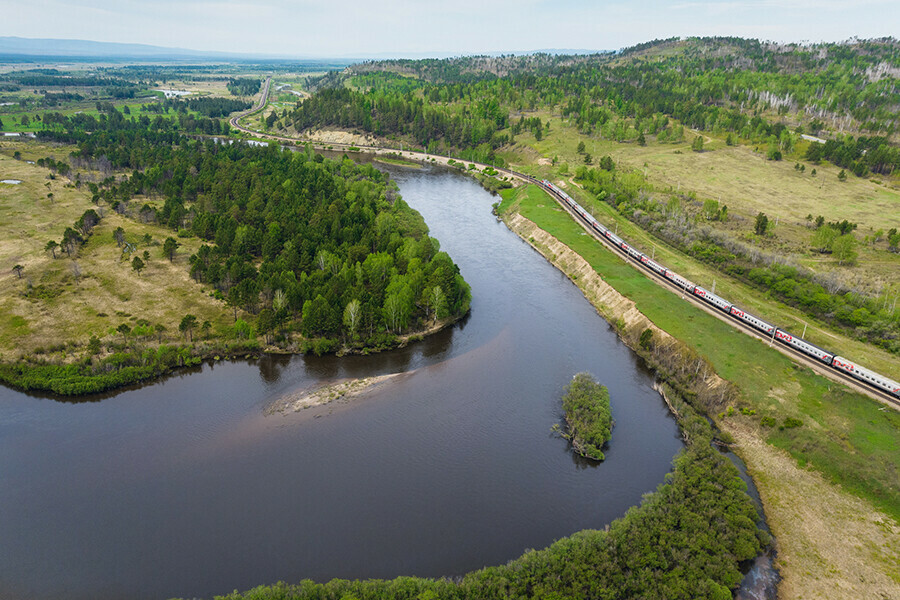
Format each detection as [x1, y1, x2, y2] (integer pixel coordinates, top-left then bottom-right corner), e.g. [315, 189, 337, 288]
[782, 417, 803, 429]
[561, 373, 613, 461]
[754, 212, 769, 236]
[227, 77, 262, 96]
[639, 327, 654, 350]
[38, 113, 470, 351]
[0, 342, 218, 395]
[831, 234, 858, 265]
[131, 255, 144, 275]
[179, 314, 198, 341]
[811, 225, 839, 252]
[177, 97, 251, 117]
[163, 237, 179, 261]
[87, 335, 102, 355]
[691, 135, 704, 152]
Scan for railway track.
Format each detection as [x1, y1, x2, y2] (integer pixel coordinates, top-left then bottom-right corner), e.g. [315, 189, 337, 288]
[531, 176, 900, 410]
[225, 98, 898, 409]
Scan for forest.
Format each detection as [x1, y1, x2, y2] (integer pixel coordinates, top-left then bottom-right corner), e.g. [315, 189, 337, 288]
[2, 104, 470, 394]
[294, 37, 900, 172]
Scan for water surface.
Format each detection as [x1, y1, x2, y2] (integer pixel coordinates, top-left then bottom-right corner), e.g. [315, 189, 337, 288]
[0, 165, 682, 599]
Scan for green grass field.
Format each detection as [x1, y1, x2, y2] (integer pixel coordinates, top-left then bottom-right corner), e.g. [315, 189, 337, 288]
[524, 114, 900, 231]
[500, 184, 900, 521]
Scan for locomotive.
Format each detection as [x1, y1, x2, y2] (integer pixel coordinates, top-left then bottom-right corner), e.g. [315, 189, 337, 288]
[537, 179, 900, 400]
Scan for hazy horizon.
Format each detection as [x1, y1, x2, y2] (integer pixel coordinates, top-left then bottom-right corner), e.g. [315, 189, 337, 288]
[4, 0, 899, 59]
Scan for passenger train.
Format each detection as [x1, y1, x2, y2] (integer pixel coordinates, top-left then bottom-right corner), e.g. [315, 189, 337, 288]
[535, 178, 900, 400]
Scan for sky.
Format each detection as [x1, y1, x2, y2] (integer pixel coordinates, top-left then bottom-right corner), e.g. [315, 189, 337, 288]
[4, 0, 900, 58]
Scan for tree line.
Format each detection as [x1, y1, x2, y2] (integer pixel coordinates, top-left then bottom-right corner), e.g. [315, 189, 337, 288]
[227, 77, 261, 96]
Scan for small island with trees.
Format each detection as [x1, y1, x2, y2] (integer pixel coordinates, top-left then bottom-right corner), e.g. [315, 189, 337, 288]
[559, 372, 613, 461]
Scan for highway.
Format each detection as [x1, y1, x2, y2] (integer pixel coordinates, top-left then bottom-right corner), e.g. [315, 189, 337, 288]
[229, 76, 272, 132]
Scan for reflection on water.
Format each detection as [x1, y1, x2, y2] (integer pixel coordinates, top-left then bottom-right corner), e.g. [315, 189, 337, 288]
[0, 164, 682, 600]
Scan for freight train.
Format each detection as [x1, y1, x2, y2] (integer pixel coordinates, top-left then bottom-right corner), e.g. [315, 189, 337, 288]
[535, 178, 900, 400]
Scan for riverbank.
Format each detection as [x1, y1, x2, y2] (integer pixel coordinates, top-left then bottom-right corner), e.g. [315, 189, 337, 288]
[0, 315, 461, 397]
[500, 199, 900, 598]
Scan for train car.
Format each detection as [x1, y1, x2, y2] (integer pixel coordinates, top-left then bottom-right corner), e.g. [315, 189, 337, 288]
[663, 269, 695, 292]
[691, 286, 732, 312]
[607, 232, 624, 247]
[643, 258, 667, 276]
[592, 221, 609, 236]
[626, 245, 643, 260]
[773, 329, 834, 365]
[832, 356, 900, 397]
[729, 306, 776, 335]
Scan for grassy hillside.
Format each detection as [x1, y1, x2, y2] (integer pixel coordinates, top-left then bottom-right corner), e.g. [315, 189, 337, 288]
[0, 141, 229, 360]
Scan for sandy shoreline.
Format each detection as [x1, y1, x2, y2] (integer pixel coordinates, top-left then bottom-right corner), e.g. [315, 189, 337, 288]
[265, 373, 404, 415]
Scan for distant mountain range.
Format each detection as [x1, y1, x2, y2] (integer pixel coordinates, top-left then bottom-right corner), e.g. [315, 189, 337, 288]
[0, 36, 246, 59]
[0, 36, 606, 62]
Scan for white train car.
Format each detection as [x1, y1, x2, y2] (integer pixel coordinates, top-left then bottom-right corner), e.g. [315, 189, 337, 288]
[663, 269, 695, 292]
[774, 330, 834, 365]
[692, 285, 732, 312]
[729, 306, 776, 335]
[832, 357, 900, 397]
[640, 256, 667, 276]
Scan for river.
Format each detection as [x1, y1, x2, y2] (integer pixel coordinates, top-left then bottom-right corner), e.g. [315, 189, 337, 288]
[0, 164, 683, 599]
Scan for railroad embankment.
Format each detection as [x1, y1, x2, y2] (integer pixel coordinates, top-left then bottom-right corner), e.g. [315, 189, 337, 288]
[502, 208, 900, 599]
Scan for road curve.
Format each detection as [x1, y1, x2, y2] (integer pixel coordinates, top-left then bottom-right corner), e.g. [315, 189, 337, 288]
[226, 96, 898, 409]
[229, 76, 272, 132]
